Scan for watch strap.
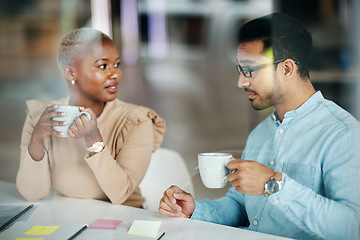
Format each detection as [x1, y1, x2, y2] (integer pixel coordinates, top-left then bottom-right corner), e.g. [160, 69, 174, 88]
[272, 172, 282, 181]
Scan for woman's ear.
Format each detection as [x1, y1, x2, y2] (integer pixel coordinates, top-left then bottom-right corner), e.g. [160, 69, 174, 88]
[63, 66, 76, 82]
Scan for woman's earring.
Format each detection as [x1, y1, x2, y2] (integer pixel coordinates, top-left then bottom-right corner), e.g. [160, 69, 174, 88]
[71, 80, 75, 85]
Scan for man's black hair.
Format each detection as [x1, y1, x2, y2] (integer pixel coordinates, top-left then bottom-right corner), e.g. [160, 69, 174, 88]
[237, 13, 312, 78]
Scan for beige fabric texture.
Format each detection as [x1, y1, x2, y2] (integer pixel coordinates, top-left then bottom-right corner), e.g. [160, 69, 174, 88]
[17, 97, 165, 208]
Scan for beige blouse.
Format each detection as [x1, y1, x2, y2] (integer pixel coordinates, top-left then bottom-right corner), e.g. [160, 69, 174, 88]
[16, 97, 165, 208]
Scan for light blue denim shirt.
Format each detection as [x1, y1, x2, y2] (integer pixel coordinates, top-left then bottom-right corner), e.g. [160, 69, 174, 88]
[192, 91, 360, 240]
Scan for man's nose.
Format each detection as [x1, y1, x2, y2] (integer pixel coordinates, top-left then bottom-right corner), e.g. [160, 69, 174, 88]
[237, 74, 250, 89]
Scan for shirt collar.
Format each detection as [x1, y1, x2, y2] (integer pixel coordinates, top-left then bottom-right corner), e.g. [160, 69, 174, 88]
[271, 111, 282, 126]
[272, 91, 324, 125]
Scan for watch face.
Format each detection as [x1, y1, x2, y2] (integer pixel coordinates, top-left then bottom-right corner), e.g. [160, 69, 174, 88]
[93, 142, 104, 152]
[88, 142, 105, 153]
[266, 179, 280, 194]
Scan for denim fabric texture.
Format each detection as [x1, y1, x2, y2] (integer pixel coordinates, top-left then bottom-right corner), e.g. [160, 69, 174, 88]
[192, 91, 360, 240]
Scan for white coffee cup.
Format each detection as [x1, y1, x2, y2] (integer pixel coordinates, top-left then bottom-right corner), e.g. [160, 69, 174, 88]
[198, 152, 233, 188]
[52, 105, 91, 137]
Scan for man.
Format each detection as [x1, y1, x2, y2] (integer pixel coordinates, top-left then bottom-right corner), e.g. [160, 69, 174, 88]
[158, 13, 360, 240]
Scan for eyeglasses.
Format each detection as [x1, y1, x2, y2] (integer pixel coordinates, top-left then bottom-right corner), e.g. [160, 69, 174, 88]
[236, 59, 299, 78]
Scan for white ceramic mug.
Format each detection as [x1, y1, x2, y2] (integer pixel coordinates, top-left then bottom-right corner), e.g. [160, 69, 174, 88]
[52, 105, 91, 137]
[198, 152, 233, 188]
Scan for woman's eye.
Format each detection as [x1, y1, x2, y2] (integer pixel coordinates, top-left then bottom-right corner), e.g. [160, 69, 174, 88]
[114, 62, 121, 68]
[99, 64, 107, 70]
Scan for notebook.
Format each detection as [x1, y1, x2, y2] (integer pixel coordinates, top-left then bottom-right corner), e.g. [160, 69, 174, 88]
[0, 221, 88, 240]
[0, 203, 38, 232]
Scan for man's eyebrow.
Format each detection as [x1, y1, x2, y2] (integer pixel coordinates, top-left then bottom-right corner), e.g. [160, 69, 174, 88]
[238, 60, 256, 65]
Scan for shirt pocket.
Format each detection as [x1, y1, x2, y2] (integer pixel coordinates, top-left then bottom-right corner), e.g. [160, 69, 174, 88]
[282, 163, 315, 190]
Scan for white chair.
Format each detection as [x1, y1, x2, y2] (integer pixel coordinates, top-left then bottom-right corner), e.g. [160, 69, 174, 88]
[139, 148, 194, 212]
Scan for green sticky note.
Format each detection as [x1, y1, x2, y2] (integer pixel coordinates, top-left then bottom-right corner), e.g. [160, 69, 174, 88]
[127, 220, 161, 238]
[24, 225, 60, 235]
[15, 238, 44, 240]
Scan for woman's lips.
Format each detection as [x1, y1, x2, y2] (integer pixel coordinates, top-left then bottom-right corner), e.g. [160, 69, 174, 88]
[105, 83, 118, 93]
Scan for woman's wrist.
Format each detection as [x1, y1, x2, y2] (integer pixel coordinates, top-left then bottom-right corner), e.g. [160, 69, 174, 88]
[28, 137, 45, 161]
[84, 129, 103, 147]
[84, 129, 104, 156]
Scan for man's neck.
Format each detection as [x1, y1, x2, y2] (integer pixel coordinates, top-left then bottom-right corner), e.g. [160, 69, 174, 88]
[274, 79, 316, 122]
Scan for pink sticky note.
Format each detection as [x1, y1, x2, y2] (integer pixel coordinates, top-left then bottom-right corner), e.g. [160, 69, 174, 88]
[89, 218, 123, 230]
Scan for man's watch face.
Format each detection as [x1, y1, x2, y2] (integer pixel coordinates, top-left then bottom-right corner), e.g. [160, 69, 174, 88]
[266, 179, 280, 194]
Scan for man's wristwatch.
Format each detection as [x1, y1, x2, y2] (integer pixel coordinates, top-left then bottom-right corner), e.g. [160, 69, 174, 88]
[264, 172, 282, 196]
[87, 141, 105, 153]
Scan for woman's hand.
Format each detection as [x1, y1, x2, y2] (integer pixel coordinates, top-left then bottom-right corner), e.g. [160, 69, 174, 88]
[33, 105, 68, 139]
[29, 105, 67, 160]
[67, 108, 98, 139]
[68, 108, 103, 155]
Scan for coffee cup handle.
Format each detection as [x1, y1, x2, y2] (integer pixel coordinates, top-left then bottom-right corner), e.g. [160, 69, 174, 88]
[225, 157, 236, 175]
[79, 111, 91, 120]
[222, 158, 235, 184]
[224, 157, 233, 167]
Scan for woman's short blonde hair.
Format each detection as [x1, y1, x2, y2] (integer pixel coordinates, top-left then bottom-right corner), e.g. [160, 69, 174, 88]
[57, 28, 112, 71]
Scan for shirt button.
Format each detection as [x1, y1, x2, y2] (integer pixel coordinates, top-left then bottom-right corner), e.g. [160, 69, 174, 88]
[273, 199, 279, 204]
[270, 160, 275, 166]
[253, 220, 258, 225]
[279, 129, 284, 134]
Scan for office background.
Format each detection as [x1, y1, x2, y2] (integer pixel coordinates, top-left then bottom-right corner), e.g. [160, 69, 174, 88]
[0, 0, 359, 199]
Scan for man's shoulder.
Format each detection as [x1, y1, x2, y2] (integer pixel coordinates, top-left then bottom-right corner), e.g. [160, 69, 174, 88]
[318, 98, 360, 131]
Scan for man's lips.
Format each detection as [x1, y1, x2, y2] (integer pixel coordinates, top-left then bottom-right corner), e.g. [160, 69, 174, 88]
[245, 89, 257, 99]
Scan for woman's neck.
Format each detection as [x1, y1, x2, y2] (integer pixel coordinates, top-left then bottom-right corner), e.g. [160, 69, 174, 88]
[69, 97, 106, 118]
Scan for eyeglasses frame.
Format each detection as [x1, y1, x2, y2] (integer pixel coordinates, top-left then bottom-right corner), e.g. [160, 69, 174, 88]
[236, 58, 300, 78]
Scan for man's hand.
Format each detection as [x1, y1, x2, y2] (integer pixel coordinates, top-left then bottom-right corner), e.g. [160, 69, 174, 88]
[227, 158, 274, 195]
[158, 185, 195, 218]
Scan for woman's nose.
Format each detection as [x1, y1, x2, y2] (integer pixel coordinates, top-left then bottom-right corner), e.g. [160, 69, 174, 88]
[108, 68, 121, 79]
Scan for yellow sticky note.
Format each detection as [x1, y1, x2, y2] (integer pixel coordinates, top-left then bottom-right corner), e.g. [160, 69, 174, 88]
[24, 225, 60, 235]
[15, 238, 44, 240]
[127, 220, 161, 238]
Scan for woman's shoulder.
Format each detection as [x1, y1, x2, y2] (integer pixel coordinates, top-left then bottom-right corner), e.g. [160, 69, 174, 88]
[107, 99, 166, 151]
[108, 99, 163, 123]
[26, 97, 69, 117]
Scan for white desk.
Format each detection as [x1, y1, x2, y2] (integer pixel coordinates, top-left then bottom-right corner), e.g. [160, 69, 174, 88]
[0, 181, 292, 239]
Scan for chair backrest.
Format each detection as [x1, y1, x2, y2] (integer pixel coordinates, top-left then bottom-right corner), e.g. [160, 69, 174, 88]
[139, 148, 194, 212]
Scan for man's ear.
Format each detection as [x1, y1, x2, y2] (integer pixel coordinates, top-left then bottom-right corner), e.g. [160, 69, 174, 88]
[282, 59, 297, 78]
[63, 66, 76, 81]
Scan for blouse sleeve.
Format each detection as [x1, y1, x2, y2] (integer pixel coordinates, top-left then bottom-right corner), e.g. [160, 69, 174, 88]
[85, 108, 165, 204]
[16, 100, 52, 202]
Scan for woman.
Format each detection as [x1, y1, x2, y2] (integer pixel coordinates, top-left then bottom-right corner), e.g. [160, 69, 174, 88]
[16, 28, 165, 208]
